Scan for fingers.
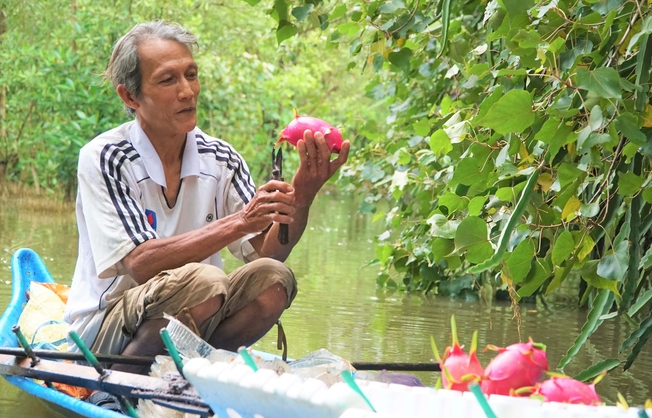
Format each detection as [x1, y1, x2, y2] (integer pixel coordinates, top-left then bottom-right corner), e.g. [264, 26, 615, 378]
[330, 140, 351, 172]
[298, 130, 332, 175]
[258, 180, 294, 194]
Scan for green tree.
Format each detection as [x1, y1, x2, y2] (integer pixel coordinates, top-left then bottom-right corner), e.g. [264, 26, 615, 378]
[265, 0, 652, 372]
[0, 0, 373, 196]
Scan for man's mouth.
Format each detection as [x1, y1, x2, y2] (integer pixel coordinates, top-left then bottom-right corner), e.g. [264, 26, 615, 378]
[178, 107, 195, 114]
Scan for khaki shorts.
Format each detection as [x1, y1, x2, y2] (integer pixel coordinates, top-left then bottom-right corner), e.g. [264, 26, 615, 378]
[90, 258, 297, 355]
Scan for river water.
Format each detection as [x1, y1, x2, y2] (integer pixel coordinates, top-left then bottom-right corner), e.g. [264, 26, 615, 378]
[0, 190, 651, 417]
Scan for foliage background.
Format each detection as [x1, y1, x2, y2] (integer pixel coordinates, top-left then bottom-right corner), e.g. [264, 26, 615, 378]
[253, 0, 652, 375]
[0, 0, 374, 198]
[2, 0, 652, 376]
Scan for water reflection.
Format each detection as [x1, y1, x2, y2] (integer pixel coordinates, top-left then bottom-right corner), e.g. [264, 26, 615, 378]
[0, 191, 650, 417]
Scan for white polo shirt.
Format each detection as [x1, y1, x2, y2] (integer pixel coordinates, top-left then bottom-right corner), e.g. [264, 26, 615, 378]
[64, 120, 259, 348]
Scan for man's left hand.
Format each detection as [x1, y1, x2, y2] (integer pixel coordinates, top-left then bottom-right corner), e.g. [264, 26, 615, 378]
[292, 129, 350, 207]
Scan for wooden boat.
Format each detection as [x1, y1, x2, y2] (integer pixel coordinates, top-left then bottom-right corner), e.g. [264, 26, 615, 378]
[0, 248, 127, 417]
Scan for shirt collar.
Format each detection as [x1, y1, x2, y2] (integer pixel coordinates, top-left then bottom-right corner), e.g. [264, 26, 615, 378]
[130, 120, 201, 188]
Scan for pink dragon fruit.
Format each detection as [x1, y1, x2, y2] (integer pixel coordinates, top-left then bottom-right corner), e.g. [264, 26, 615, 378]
[430, 316, 484, 391]
[480, 339, 548, 396]
[533, 376, 602, 405]
[277, 109, 344, 153]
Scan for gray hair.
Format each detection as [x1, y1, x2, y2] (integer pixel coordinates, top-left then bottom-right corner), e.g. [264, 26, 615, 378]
[104, 21, 198, 115]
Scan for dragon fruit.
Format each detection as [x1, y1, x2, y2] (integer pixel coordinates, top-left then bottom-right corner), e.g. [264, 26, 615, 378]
[430, 316, 484, 391]
[532, 376, 602, 405]
[480, 339, 548, 396]
[277, 109, 343, 153]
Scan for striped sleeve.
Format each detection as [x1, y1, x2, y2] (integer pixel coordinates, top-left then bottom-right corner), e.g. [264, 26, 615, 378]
[196, 134, 256, 204]
[78, 140, 157, 278]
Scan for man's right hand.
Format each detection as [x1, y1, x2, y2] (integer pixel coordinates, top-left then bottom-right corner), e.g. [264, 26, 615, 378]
[239, 180, 296, 234]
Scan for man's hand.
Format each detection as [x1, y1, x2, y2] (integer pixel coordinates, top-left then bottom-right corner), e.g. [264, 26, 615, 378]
[292, 130, 350, 207]
[239, 180, 296, 234]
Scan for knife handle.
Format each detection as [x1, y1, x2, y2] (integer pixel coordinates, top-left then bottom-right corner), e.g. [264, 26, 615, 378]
[274, 175, 289, 245]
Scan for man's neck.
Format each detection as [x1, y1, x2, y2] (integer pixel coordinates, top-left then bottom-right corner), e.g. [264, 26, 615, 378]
[139, 121, 186, 169]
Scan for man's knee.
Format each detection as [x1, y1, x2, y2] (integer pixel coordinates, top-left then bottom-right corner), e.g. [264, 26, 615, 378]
[250, 258, 297, 306]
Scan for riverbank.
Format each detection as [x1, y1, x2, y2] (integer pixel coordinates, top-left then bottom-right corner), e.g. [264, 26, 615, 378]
[0, 181, 73, 215]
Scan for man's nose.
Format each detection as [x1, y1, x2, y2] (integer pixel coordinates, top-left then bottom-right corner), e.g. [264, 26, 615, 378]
[178, 78, 194, 100]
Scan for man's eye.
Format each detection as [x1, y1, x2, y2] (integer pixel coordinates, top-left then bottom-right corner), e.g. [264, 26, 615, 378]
[187, 72, 197, 79]
[161, 77, 173, 84]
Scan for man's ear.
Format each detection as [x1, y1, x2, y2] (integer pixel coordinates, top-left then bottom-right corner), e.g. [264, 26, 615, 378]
[116, 85, 139, 111]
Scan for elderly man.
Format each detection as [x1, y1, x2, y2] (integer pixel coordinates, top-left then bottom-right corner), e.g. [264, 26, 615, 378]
[63, 20, 349, 383]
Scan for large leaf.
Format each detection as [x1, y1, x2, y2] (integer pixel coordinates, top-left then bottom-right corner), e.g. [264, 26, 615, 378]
[558, 289, 612, 370]
[551, 230, 575, 267]
[597, 240, 629, 281]
[518, 257, 552, 298]
[575, 67, 622, 99]
[451, 158, 482, 186]
[617, 172, 645, 196]
[388, 48, 413, 73]
[455, 216, 493, 263]
[581, 260, 621, 295]
[427, 214, 460, 239]
[432, 238, 455, 260]
[476, 90, 534, 134]
[276, 21, 298, 45]
[504, 239, 535, 283]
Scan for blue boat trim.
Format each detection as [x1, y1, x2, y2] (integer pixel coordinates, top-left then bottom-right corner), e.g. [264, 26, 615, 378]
[0, 248, 126, 418]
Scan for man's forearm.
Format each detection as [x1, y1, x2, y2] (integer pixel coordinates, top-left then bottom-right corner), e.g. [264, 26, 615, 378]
[257, 203, 311, 261]
[123, 213, 250, 284]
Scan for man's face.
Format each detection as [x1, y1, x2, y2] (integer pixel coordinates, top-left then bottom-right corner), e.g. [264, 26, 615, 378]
[133, 38, 200, 138]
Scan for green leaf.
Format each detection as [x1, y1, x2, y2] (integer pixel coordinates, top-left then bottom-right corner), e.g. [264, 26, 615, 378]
[276, 21, 298, 45]
[388, 48, 413, 73]
[330, 4, 347, 19]
[375, 244, 394, 264]
[413, 118, 431, 136]
[597, 240, 629, 281]
[534, 117, 572, 161]
[643, 188, 652, 204]
[580, 202, 600, 218]
[581, 260, 621, 295]
[504, 239, 535, 283]
[518, 257, 552, 297]
[427, 214, 460, 239]
[455, 216, 488, 251]
[242, 0, 261, 5]
[591, 0, 624, 14]
[439, 192, 464, 213]
[557, 163, 585, 189]
[573, 359, 621, 382]
[617, 172, 645, 196]
[558, 289, 611, 370]
[576, 67, 622, 99]
[552, 230, 575, 266]
[291, 5, 314, 21]
[499, 0, 534, 17]
[455, 216, 493, 263]
[429, 130, 453, 157]
[432, 238, 455, 260]
[468, 196, 486, 216]
[477, 90, 534, 134]
[451, 158, 481, 186]
[576, 234, 595, 262]
[615, 113, 646, 145]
